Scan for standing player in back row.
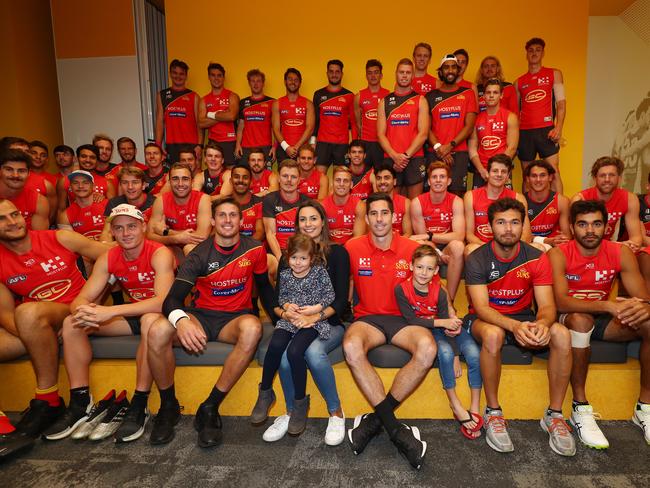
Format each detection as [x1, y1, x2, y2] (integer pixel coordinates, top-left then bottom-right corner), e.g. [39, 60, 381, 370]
[272, 68, 315, 162]
[355, 59, 390, 169]
[376, 58, 429, 198]
[515, 38, 566, 193]
[411, 42, 437, 96]
[235, 69, 275, 163]
[313, 60, 356, 172]
[199, 63, 240, 166]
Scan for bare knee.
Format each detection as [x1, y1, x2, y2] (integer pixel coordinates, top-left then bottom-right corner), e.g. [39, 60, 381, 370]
[15, 303, 52, 335]
[343, 335, 367, 367]
[139, 313, 161, 339]
[564, 313, 594, 333]
[237, 317, 262, 351]
[147, 317, 175, 350]
[481, 326, 505, 355]
[412, 337, 436, 369]
[447, 240, 464, 260]
[550, 323, 571, 351]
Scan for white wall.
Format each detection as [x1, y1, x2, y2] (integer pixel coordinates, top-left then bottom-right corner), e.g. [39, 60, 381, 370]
[583, 14, 650, 191]
[56, 56, 145, 158]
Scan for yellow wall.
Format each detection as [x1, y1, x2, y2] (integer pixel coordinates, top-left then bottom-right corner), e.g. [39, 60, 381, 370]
[0, 0, 63, 156]
[165, 0, 589, 196]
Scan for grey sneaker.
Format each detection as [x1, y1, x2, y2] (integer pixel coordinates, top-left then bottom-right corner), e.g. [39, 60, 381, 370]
[540, 411, 576, 457]
[484, 409, 514, 453]
[287, 395, 310, 436]
[250, 385, 276, 425]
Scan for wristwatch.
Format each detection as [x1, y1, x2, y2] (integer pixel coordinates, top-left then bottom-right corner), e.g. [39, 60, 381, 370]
[450, 140, 457, 148]
[162, 227, 170, 236]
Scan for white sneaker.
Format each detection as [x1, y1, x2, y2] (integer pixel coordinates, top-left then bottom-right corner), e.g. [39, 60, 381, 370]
[262, 415, 290, 442]
[324, 414, 346, 446]
[632, 403, 650, 445]
[570, 404, 609, 449]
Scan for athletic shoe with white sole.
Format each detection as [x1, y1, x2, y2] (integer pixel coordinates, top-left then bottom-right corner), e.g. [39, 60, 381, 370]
[262, 415, 290, 442]
[391, 424, 427, 470]
[89, 391, 129, 441]
[348, 413, 382, 455]
[484, 409, 514, 453]
[72, 390, 116, 440]
[540, 411, 576, 457]
[632, 402, 650, 445]
[114, 404, 150, 443]
[570, 404, 609, 449]
[324, 414, 346, 446]
[42, 396, 94, 441]
[14, 398, 66, 438]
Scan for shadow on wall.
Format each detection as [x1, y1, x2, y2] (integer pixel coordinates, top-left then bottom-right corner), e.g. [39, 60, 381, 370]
[614, 93, 650, 193]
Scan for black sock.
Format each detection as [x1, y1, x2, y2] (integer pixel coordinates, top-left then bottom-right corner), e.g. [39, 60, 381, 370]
[572, 400, 589, 410]
[70, 386, 90, 407]
[486, 405, 502, 414]
[374, 394, 401, 439]
[159, 385, 177, 407]
[131, 390, 150, 410]
[386, 393, 400, 410]
[204, 386, 227, 409]
[111, 291, 125, 305]
[546, 407, 562, 416]
[639, 399, 649, 405]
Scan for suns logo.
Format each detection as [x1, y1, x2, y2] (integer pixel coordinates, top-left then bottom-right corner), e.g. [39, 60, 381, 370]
[516, 268, 530, 279]
[395, 259, 410, 271]
[239, 257, 252, 268]
[546, 206, 558, 215]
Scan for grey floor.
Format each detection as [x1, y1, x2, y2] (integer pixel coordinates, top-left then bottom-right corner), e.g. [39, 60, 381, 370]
[1, 417, 649, 487]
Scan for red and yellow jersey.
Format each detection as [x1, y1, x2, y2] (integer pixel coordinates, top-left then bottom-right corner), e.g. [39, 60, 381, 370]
[391, 192, 407, 233]
[397, 277, 441, 319]
[239, 95, 274, 148]
[313, 87, 355, 144]
[203, 88, 236, 142]
[350, 168, 373, 200]
[383, 91, 424, 157]
[417, 191, 456, 234]
[516, 67, 556, 130]
[358, 87, 390, 142]
[278, 95, 309, 146]
[250, 169, 273, 195]
[262, 191, 309, 250]
[411, 73, 437, 96]
[8, 187, 40, 230]
[579, 187, 629, 241]
[239, 195, 262, 238]
[65, 199, 109, 240]
[426, 86, 478, 152]
[107, 239, 167, 302]
[475, 107, 512, 167]
[298, 170, 321, 200]
[526, 191, 560, 238]
[160, 87, 199, 144]
[470, 186, 517, 242]
[65, 173, 111, 204]
[478, 82, 518, 114]
[321, 194, 360, 244]
[162, 189, 203, 231]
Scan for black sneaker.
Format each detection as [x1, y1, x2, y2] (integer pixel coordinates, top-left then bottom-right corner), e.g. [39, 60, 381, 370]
[42, 397, 93, 441]
[114, 404, 150, 443]
[14, 398, 66, 438]
[150, 402, 181, 445]
[194, 402, 223, 448]
[347, 413, 382, 455]
[391, 424, 427, 470]
[0, 433, 35, 460]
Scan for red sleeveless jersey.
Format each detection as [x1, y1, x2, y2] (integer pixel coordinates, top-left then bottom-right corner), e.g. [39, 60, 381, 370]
[475, 107, 511, 167]
[516, 67, 555, 130]
[162, 189, 203, 231]
[313, 87, 355, 144]
[472, 186, 517, 242]
[558, 239, 621, 301]
[579, 187, 628, 241]
[391, 192, 407, 233]
[398, 277, 441, 319]
[526, 191, 560, 238]
[239, 95, 274, 147]
[203, 88, 236, 142]
[411, 74, 437, 96]
[383, 91, 424, 156]
[239, 195, 262, 237]
[24, 173, 47, 195]
[417, 191, 456, 234]
[298, 170, 321, 199]
[351, 168, 373, 200]
[358, 87, 390, 142]
[65, 200, 109, 240]
[278, 95, 309, 146]
[478, 83, 518, 114]
[160, 88, 199, 144]
[250, 169, 273, 195]
[8, 187, 39, 230]
[0, 230, 85, 303]
[639, 194, 650, 237]
[107, 239, 165, 302]
[321, 194, 360, 244]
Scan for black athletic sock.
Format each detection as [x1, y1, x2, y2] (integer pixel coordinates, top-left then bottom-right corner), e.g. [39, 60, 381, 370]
[70, 386, 90, 408]
[131, 390, 150, 410]
[204, 386, 227, 409]
[486, 405, 502, 414]
[159, 385, 177, 407]
[374, 394, 401, 439]
[572, 400, 589, 410]
[386, 393, 400, 411]
[546, 407, 563, 416]
[111, 290, 125, 305]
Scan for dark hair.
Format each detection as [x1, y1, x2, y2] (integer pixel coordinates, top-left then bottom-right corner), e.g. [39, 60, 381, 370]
[365, 59, 383, 71]
[284, 67, 302, 82]
[285, 233, 325, 267]
[484, 78, 503, 92]
[117, 137, 136, 147]
[412, 42, 432, 57]
[53, 144, 74, 155]
[247, 147, 266, 160]
[488, 197, 525, 225]
[570, 200, 607, 225]
[453, 48, 469, 62]
[590, 156, 624, 177]
[211, 195, 241, 217]
[348, 139, 366, 152]
[76, 144, 99, 159]
[0, 149, 32, 168]
[523, 159, 555, 178]
[144, 142, 162, 153]
[327, 59, 344, 70]
[294, 200, 333, 256]
[205, 141, 224, 156]
[375, 163, 397, 179]
[246, 68, 265, 82]
[487, 153, 514, 173]
[525, 37, 546, 50]
[170, 59, 189, 72]
[207, 62, 225, 76]
[29, 140, 48, 153]
[177, 144, 196, 159]
[231, 163, 252, 176]
[366, 192, 394, 215]
[412, 244, 440, 267]
[0, 136, 29, 152]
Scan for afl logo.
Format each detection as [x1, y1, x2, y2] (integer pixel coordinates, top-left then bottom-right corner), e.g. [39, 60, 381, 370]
[525, 89, 546, 103]
[481, 136, 502, 150]
[29, 279, 72, 301]
[285, 118, 303, 127]
[365, 109, 378, 121]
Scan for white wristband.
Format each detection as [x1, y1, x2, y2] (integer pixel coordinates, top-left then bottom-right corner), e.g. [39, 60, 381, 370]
[433, 143, 442, 150]
[309, 136, 316, 145]
[280, 140, 290, 151]
[107, 273, 117, 286]
[168, 309, 189, 329]
[207, 111, 217, 120]
[533, 236, 546, 244]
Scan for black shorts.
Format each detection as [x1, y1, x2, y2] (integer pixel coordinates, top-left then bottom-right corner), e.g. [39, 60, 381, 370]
[518, 127, 559, 162]
[208, 140, 237, 166]
[558, 312, 612, 341]
[427, 151, 470, 196]
[165, 143, 196, 165]
[126, 316, 142, 335]
[382, 157, 426, 187]
[316, 142, 348, 168]
[358, 314, 409, 343]
[464, 310, 536, 346]
[362, 141, 384, 170]
[186, 307, 254, 342]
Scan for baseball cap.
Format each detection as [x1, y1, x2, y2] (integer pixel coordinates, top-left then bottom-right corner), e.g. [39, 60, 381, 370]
[107, 203, 144, 222]
[67, 170, 94, 183]
[439, 54, 458, 68]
